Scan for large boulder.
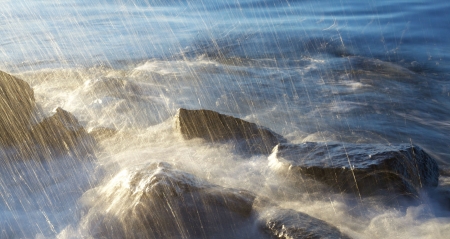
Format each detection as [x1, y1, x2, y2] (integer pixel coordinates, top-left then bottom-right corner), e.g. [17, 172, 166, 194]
[0, 71, 35, 145]
[78, 162, 350, 239]
[269, 142, 439, 197]
[174, 108, 285, 154]
[79, 162, 263, 239]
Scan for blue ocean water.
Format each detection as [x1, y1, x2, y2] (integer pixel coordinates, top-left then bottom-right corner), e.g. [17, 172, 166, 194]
[0, 0, 450, 238]
[2, 0, 449, 70]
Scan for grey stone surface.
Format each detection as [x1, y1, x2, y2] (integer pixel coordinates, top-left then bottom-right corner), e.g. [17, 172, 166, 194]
[257, 206, 351, 239]
[269, 142, 439, 197]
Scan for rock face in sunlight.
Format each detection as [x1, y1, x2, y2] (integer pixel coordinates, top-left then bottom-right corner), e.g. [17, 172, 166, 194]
[175, 108, 286, 154]
[269, 143, 439, 197]
[30, 107, 95, 159]
[0, 71, 95, 161]
[0, 70, 35, 145]
[78, 162, 350, 239]
[80, 162, 261, 239]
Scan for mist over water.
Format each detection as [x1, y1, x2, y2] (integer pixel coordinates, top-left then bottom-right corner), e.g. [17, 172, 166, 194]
[1, 0, 450, 238]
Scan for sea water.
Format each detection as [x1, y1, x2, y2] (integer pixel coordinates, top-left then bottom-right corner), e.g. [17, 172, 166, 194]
[0, 0, 449, 238]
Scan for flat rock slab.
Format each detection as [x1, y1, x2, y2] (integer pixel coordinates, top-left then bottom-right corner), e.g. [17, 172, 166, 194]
[79, 162, 350, 239]
[175, 108, 285, 154]
[269, 142, 439, 197]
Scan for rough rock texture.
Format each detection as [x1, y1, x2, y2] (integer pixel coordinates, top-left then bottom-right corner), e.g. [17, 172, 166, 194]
[0, 71, 35, 145]
[269, 142, 439, 197]
[79, 162, 350, 239]
[0, 71, 95, 161]
[175, 108, 285, 154]
[30, 107, 95, 159]
[257, 206, 351, 239]
[80, 162, 263, 239]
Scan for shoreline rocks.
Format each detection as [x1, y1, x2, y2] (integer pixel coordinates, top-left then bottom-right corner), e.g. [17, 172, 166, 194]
[269, 142, 439, 197]
[257, 206, 351, 239]
[0, 71, 95, 161]
[174, 107, 441, 200]
[175, 108, 286, 154]
[79, 162, 350, 239]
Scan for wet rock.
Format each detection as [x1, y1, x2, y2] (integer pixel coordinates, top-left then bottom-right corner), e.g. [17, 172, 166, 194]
[349, 56, 416, 78]
[80, 162, 264, 239]
[0, 71, 35, 145]
[78, 162, 350, 239]
[0, 70, 94, 160]
[175, 108, 286, 154]
[30, 107, 95, 159]
[439, 167, 450, 177]
[86, 77, 142, 99]
[269, 142, 439, 197]
[257, 206, 351, 239]
[89, 127, 118, 141]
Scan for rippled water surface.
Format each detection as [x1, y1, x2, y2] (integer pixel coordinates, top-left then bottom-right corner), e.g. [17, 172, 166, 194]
[1, 0, 449, 238]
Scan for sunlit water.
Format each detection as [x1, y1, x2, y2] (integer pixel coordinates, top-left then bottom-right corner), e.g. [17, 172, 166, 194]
[1, 0, 450, 238]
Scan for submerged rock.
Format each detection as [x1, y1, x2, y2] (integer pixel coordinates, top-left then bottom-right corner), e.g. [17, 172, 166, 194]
[30, 107, 95, 159]
[79, 162, 350, 239]
[269, 142, 439, 197]
[175, 108, 285, 154]
[0, 71, 35, 145]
